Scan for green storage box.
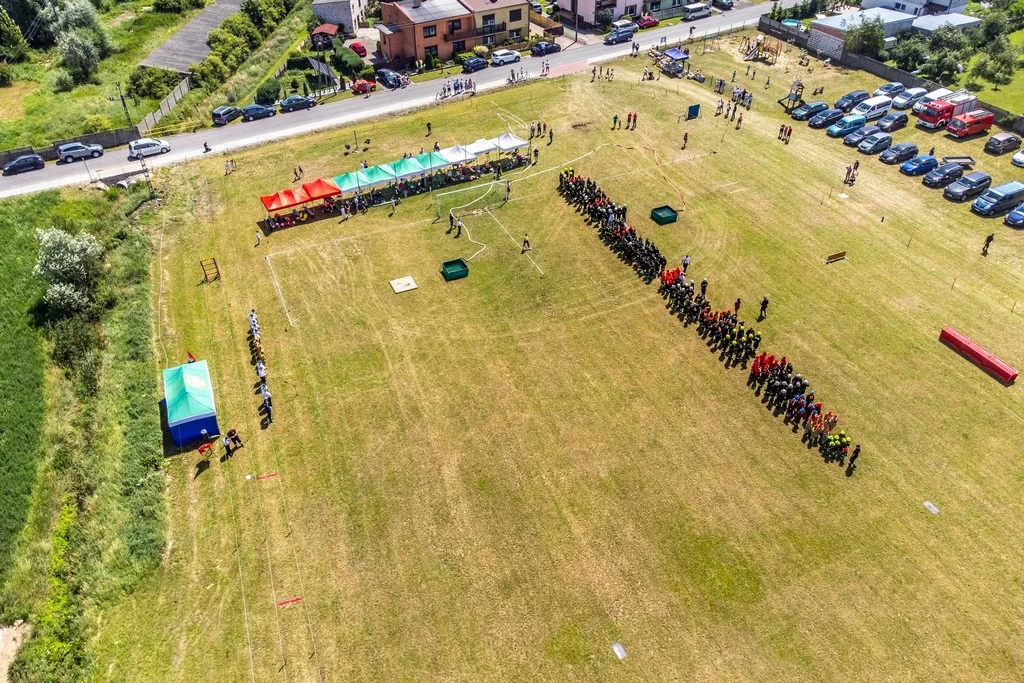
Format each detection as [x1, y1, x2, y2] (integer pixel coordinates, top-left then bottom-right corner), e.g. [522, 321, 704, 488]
[441, 258, 469, 281]
[650, 205, 678, 225]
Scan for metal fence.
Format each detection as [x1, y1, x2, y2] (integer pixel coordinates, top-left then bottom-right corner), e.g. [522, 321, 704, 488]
[138, 76, 192, 134]
[758, 16, 1024, 133]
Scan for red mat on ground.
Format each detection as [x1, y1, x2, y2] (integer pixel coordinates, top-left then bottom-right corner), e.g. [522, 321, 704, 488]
[940, 327, 1018, 383]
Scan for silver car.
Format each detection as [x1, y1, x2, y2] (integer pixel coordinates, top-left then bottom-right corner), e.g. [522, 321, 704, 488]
[57, 141, 103, 163]
[127, 137, 170, 159]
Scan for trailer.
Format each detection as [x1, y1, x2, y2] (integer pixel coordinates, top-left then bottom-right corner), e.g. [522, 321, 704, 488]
[940, 155, 976, 168]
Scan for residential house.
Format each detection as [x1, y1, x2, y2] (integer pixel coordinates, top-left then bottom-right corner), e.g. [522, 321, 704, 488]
[312, 0, 367, 36]
[458, 0, 531, 47]
[808, 8, 915, 59]
[861, 0, 968, 18]
[379, 0, 477, 65]
[558, 0, 639, 28]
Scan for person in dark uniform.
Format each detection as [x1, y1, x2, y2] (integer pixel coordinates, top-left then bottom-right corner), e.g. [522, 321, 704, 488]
[759, 295, 769, 319]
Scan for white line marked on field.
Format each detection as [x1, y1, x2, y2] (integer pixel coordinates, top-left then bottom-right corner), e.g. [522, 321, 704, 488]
[729, 187, 746, 194]
[486, 207, 544, 275]
[265, 255, 295, 326]
[719, 181, 740, 188]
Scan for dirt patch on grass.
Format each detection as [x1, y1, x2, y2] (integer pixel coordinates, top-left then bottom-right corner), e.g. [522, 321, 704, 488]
[109, 10, 137, 26]
[0, 81, 38, 121]
[0, 622, 31, 678]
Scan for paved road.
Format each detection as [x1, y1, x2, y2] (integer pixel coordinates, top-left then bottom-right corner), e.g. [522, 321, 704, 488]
[0, 3, 797, 200]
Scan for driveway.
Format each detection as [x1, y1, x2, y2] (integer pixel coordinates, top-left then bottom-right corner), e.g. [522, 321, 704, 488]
[140, 0, 244, 74]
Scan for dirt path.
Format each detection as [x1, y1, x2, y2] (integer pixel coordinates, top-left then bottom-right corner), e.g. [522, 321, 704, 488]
[0, 622, 30, 678]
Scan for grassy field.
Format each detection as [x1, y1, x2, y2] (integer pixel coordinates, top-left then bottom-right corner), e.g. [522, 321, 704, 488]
[81, 34, 1024, 680]
[0, 2, 190, 148]
[957, 29, 1024, 115]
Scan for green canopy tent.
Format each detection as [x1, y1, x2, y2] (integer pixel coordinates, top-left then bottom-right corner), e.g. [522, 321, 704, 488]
[414, 152, 451, 171]
[362, 164, 398, 186]
[333, 170, 371, 193]
[388, 157, 426, 179]
[162, 360, 219, 445]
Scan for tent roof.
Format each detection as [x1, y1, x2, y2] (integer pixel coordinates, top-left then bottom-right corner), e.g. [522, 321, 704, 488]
[260, 187, 311, 212]
[362, 163, 398, 185]
[466, 138, 497, 155]
[494, 132, 528, 152]
[664, 47, 689, 61]
[389, 157, 426, 178]
[333, 170, 370, 193]
[162, 360, 217, 427]
[301, 177, 341, 200]
[414, 151, 450, 171]
[439, 144, 475, 163]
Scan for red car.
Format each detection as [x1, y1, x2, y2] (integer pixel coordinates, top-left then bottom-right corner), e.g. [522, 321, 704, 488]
[636, 15, 659, 28]
[351, 79, 376, 94]
[350, 41, 367, 57]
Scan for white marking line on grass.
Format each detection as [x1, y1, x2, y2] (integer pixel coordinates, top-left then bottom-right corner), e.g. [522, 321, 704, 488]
[224, 456, 258, 683]
[719, 181, 740, 189]
[924, 501, 939, 515]
[729, 187, 746, 195]
[265, 255, 295, 326]
[486, 207, 544, 275]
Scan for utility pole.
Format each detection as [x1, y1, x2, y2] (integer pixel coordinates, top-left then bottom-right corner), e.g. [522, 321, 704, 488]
[114, 81, 132, 128]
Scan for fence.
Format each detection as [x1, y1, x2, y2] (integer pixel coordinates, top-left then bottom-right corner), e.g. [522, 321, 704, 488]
[529, 10, 564, 37]
[758, 16, 1024, 133]
[138, 76, 192, 134]
[0, 127, 141, 165]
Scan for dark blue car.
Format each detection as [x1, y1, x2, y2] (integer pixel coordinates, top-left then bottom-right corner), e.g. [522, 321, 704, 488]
[809, 108, 844, 129]
[1005, 201, 1024, 227]
[242, 104, 276, 121]
[790, 101, 828, 121]
[900, 155, 939, 176]
[462, 56, 487, 73]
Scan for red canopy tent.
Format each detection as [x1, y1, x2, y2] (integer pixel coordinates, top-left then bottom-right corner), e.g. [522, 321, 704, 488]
[260, 187, 311, 212]
[301, 178, 341, 200]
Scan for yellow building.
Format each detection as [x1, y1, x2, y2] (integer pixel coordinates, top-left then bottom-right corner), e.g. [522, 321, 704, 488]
[458, 0, 530, 47]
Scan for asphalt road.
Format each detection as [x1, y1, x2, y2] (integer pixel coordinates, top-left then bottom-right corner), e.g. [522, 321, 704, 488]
[0, 3, 798, 199]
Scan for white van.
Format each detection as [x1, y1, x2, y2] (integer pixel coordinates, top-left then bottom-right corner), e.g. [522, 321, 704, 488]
[913, 87, 952, 114]
[611, 18, 637, 32]
[682, 3, 712, 20]
[852, 95, 892, 121]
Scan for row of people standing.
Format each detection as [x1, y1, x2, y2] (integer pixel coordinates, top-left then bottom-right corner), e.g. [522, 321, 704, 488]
[249, 309, 272, 425]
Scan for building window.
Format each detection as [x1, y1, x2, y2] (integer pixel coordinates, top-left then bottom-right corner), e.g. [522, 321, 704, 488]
[510, 8, 522, 21]
[425, 45, 439, 57]
[453, 40, 465, 51]
[672, 0, 680, 6]
[484, 34, 496, 45]
[650, 1, 660, 10]
[448, 19, 462, 32]
[509, 28, 521, 38]
[423, 25, 437, 38]
[894, 2, 905, 8]
[625, 4, 637, 14]
[483, 13, 496, 24]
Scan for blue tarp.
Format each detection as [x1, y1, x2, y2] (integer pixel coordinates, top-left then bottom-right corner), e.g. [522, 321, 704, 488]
[162, 360, 220, 446]
[665, 48, 689, 61]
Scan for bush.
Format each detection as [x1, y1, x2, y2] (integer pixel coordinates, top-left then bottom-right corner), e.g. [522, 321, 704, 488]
[82, 114, 111, 133]
[208, 26, 251, 70]
[154, 0, 205, 13]
[126, 66, 183, 99]
[255, 77, 281, 103]
[34, 227, 103, 290]
[241, 0, 286, 35]
[473, 45, 489, 57]
[331, 43, 365, 78]
[221, 12, 262, 50]
[43, 283, 90, 318]
[190, 54, 231, 89]
[52, 69, 74, 92]
[48, 313, 97, 368]
[60, 30, 100, 81]
[358, 64, 375, 79]
[595, 8, 613, 26]
[0, 62, 14, 87]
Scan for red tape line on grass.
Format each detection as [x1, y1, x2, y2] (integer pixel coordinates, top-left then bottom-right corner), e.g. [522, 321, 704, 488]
[277, 597, 304, 607]
[257, 472, 279, 480]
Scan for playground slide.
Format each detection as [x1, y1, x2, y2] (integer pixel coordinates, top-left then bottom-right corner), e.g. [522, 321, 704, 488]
[744, 46, 758, 61]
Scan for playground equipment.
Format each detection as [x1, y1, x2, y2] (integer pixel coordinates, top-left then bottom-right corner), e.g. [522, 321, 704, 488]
[740, 34, 780, 64]
[778, 79, 805, 110]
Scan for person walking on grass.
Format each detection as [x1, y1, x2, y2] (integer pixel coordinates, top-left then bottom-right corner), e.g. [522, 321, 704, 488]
[682, 254, 690, 273]
[786, 126, 792, 143]
[632, 112, 638, 129]
[613, 113, 619, 129]
[736, 113, 743, 129]
[263, 398, 273, 424]
[701, 277, 708, 296]
[455, 218, 464, 238]
[223, 435, 233, 456]
[759, 295, 769, 319]
[530, 122, 536, 138]
[522, 233, 531, 253]
[449, 211, 455, 231]
[390, 197, 397, 216]
[765, 76, 770, 89]
[734, 297, 741, 314]
[427, 121, 432, 135]
[505, 180, 512, 202]
[549, 128, 554, 144]
[682, 132, 688, 149]
[983, 232, 994, 256]
[255, 231, 261, 247]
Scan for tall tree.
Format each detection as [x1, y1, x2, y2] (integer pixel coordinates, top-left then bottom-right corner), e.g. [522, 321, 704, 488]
[0, 0, 57, 48]
[0, 3, 29, 61]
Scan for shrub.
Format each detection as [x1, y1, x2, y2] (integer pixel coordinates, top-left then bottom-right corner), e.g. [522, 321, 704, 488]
[48, 313, 97, 367]
[255, 77, 281, 103]
[208, 26, 251, 70]
[53, 69, 74, 92]
[358, 64, 375, 79]
[82, 114, 111, 133]
[221, 12, 262, 50]
[473, 45, 489, 57]
[241, 0, 286, 35]
[191, 54, 231, 89]
[126, 66, 183, 99]
[0, 4, 29, 62]
[331, 43, 365, 78]
[595, 8, 613, 26]
[154, 0, 206, 13]
[34, 227, 103, 290]
[0, 62, 14, 87]
[43, 283, 90, 318]
[60, 30, 100, 81]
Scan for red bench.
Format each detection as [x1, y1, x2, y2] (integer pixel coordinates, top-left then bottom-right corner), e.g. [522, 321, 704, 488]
[940, 327, 1018, 383]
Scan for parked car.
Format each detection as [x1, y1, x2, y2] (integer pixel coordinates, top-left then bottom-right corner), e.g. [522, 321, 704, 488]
[636, 15, 660, 28]
[127, 137, 170, 159]
[711, 0, 733, 8]
[984, 132, 1021, 155]
[834, 90, 869, 113]
[923, 162, 964, 188]
[900, 154, 938, 176]
[212, 105, 242, 126]
[57, 141, 103, 163]
[279, 95, 316, 112]
[529, 0, 543, 11]
[790, 100, 828, 121]
[943, 171, 991, 201]
[972, 180, 1024, 216]
[376, 69, 401, 89]
[350, 79, 376, 94]
[843, 124, 880, 146]
[858, 132, 892, 155]
[531, 41, 561, 56]
[1013, 149, 1024, 168]
[874, 81, 905, 98]
[491, 49, 521, 65]
[241, 103, 276, 121]
[462, 56, 487, 73]
[2, 154, 45, 175]
[878, 112, 908, 132]
[1005, 201, 1024, 227]
[809, 108, 844, 128]
[892, 86, 927, 109]
[827, 114, 866, 138]
[604, 28, 634, 44]
[350, 41, 367, 57]
[879, 142, 918, 164]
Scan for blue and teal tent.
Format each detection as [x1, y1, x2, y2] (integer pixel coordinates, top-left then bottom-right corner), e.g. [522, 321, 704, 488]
[162, 360, 219, 445]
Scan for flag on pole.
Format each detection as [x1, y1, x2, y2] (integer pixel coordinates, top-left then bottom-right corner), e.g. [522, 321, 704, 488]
[186, 351, 197, 363]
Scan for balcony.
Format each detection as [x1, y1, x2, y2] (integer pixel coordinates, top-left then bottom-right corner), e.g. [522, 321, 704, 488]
[476, 21, 506, 36]
[444, 27, 475, 42]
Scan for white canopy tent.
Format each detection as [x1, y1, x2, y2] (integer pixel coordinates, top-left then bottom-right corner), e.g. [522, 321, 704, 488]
[465, 138, 498, 155]
[438, 144, 476, 164]
[493, 132, 529, 152]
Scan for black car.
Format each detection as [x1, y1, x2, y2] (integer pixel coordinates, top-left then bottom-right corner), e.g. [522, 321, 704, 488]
[943, 171, 991, 201]
[212, 105, 243, 125]
[376, 69, 401, 89]
[843, 125, 881, 147]
[241, 103, 276, 121]
[531, 41, 561, 56]
[879, 142, 918, 164]
[809, 108, 844, 129]
[790, 100, 828, 121]
[462, 56, 487, 73]
[834, 90, 869, 113]
[279, 95, 315, 113]
[878, 112, 908, 132]
[923, 162, 964, 188]
[2, 154, 45, 175]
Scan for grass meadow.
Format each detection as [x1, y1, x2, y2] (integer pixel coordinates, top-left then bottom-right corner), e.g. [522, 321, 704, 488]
[66, 34, 1024, 680]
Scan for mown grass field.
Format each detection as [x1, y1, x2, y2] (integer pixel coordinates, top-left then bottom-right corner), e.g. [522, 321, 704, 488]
[87, 34, 1024, 680]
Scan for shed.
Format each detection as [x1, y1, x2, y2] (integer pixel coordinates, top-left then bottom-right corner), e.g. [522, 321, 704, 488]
[808, 8, 914, 59]
[912, 13, 981, 33]
[311, 22, 339, 49]
[162, 360, 219, 446]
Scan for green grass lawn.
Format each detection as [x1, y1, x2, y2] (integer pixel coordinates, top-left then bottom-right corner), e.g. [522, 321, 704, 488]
[0, 2, 191, 148]
[956, 29, 1024, 116]
[63, 33, 1024, 680]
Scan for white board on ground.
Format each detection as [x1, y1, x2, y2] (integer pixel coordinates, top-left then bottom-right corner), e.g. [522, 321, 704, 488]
[923, 501, 939, 515]
[612, 642, 627, 660]
[390, 276, 418, 294]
